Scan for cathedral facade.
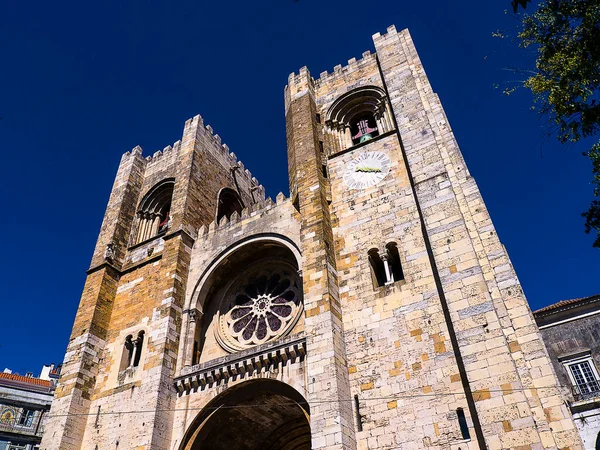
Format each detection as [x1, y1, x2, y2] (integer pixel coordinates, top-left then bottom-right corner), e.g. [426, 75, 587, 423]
[41, 26, 583, 450]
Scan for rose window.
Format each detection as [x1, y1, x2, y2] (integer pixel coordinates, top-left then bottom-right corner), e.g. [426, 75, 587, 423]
[216, 263, 302, 352]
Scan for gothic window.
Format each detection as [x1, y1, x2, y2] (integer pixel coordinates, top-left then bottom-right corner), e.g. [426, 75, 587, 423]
[368, 243, 405, 289]
[325, 86, 393, 152]
[456, 408, 470, 440]
[216, 188, 244, 222]
[134, 179, 174, 244]
[119, 331, 145, 372]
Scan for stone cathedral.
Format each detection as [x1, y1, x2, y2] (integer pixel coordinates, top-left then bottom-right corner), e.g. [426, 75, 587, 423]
[42, 26, 583, 450]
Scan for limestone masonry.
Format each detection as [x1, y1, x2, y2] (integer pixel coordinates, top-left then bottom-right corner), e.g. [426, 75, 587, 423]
[41, 26, 584, 450]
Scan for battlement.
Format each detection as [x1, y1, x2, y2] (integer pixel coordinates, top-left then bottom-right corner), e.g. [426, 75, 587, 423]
[286, 25, 402, 93]
[313, 50, 377, 87]
[197, 192, 289, 239]
[372, 24, 400, 43]
[120, 114, 266, 202]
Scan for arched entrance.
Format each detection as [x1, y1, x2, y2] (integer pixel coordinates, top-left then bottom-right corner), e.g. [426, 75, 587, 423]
[181, 379, 310, 450]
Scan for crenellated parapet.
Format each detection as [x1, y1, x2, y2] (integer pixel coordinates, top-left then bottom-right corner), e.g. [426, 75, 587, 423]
[197, 191, 289, 239]
[121, 115, 265, 203]
[314, 50, 377, 88]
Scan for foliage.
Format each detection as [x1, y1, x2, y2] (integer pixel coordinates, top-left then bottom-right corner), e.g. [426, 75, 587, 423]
[582, 143, 600, 247]
[512, 0, 531, 13]
[516, 0, 600, 247]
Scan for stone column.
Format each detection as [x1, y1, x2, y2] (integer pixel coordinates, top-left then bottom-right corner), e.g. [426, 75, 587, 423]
[344, 127, 353, 148]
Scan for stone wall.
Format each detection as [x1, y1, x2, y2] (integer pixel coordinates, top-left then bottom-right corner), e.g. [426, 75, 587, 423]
[44, 24, 584, 450]
[41, 114, 265, 450]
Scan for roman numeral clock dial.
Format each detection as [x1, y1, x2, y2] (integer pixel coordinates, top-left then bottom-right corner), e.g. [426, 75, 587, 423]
[343, 152, 392, 190]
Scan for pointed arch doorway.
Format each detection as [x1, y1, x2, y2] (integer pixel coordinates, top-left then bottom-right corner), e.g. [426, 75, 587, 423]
[180, 379, 311, 450]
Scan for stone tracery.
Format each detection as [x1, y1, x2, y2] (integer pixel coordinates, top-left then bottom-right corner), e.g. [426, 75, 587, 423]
[217, 263, 302, 352]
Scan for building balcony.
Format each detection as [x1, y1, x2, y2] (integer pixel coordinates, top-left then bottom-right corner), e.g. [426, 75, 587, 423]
[0, 420, 42, 438]
[174, 333, 306, 395]
[572, 380, 600, 402]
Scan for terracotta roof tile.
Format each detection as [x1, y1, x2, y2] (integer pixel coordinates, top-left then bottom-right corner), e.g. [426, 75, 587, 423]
[0, 372, 52, 387]
[534, 294, 600, 314]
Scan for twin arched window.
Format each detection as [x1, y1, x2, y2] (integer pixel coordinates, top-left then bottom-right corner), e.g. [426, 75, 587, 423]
[368, 242, 404, 288]
[119, 330, 145, 372]
[134, 180, 174, 244]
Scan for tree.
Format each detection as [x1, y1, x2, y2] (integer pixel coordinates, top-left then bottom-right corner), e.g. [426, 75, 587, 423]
[512, 0, 600, 247]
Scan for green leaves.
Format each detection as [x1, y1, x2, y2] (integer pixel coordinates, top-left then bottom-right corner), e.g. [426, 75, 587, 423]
[517, 0, 600, 247]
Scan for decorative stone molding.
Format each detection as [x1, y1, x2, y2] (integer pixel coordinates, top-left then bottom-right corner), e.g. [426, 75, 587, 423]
[215, 262, 303, 353]
[175, 334, 306, 394]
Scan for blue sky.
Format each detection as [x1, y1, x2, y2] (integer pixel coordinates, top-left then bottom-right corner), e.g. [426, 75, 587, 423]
[0, 0, 597, 375]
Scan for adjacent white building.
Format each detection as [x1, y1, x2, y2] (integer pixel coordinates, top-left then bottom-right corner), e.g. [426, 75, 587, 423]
[0, 365, 59, 450]
[534, 294, 600, 450]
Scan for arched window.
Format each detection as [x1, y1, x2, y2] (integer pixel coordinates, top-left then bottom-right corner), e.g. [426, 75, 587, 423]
[368, 248, 386, 288]
[119, 331, 144, 372]
[385, 242, 405, 283]
[119, 335, 134, 371]
[368, 243, 405, 289]
[134, 179, 174, 244]
[325, 86, 393, 151]
[216, 188, 244, 222]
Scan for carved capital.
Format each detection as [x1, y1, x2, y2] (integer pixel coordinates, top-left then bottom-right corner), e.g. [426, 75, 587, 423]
[185, 308, 202, 323]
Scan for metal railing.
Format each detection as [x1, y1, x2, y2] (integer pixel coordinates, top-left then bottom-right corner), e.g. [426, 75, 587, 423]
[573, 380, 600, 402]
[0, 419, 42, 437]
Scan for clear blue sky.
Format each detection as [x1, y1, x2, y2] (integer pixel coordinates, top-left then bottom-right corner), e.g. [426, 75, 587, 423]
[0, 1, 597, 375]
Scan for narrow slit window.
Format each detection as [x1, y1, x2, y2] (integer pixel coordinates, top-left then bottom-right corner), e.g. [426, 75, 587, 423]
[315, 113, 321, 123]
[322, 164, 328, 178]
[319, 141, 324, 153]
[132, 330, 145, 368]
[385, 242, 405, 283]
[368, 248, 386, 288]
[120, 335, 134, 371]
[457, 408, 470, 440]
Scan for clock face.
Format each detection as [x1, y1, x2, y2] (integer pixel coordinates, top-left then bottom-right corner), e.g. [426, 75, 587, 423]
[343, 152, 392, 190]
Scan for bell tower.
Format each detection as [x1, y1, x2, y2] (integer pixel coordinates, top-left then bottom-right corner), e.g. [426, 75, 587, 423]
[283, 25, 583, 450]
[41, 116, 264, 450]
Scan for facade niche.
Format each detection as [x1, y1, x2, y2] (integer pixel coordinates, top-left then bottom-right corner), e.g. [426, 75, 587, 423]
[216, 188, 244, 222]
[119, 331, 144, 373]
[325, 86, 394, 153]
[134, 179, 174, 244]
[368, 242, 405, 289]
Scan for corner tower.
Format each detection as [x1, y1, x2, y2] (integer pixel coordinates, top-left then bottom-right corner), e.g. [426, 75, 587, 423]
[41, 115, 265, 450]
[284, 25, 583, 450]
